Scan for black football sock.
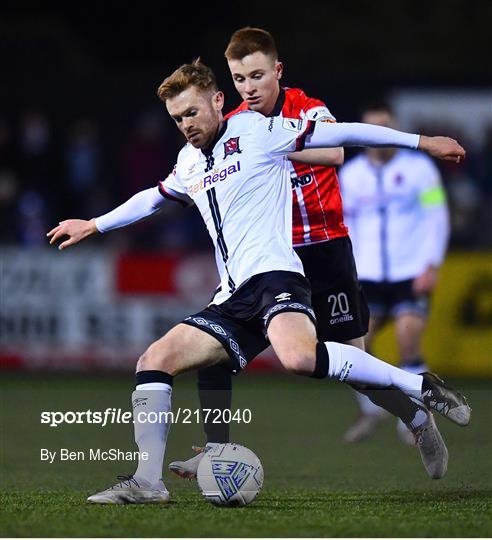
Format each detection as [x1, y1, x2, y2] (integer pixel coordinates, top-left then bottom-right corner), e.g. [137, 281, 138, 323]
[198, 365, 232, 444]
[352, 385, 422, 425]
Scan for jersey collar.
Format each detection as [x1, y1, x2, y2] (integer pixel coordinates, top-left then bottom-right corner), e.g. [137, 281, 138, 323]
[201, 120, 228, 156]
[268, 87, 286, 117]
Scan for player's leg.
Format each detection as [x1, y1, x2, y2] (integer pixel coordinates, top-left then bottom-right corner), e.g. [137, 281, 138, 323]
[299, 241, 387, 427]
[344, 313, 428, 445]
[391, 284, 431, 442]
[299, 238, 427, 441]
[265, 308, 470, 425]
[169, 302, 270, 481]
[197, 366, 232, 443]
[395, 313, 428, 373]
[87, 323, 229, 504]
[266, 310, 452, 478]
[132, 323, 229, 480]
[267, 310, 418, 390]
[168, 366, 232, 479]
[344, 314, 390, 442]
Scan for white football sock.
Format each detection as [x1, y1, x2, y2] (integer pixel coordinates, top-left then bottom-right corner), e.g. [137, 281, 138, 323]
[132, 382, 172, 485]
[324, 341, 423, 396]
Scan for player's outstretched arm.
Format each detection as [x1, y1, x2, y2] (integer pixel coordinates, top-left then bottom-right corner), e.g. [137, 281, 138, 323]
[417, 135, 465, 163]
[47, 186, 169, 251]
[47, 219, 98, 250]
[288, 147, 344, 167]
[304, 122, 465, 163]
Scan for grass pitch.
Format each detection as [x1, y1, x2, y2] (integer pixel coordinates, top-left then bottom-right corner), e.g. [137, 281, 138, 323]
[1, 372, 491, 537]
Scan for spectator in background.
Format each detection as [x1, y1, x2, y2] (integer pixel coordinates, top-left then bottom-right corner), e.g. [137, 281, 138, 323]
[117, 109, 209, 251]
[0, 118, 19, 243]
[65, 119, 102, 217]
[16, 110, 60, 244]
[16, 190, 49, 246]
[17, 111, 57, 194]
[117, 109, 176, 249]
[339, 103, 450, 444]
[120, 110, 172, 199]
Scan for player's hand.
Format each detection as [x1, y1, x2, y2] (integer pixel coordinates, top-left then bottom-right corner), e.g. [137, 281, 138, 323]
[413, 266, 438, 295]
[47, 218, 98, 250]
[418, 136, 465, 163]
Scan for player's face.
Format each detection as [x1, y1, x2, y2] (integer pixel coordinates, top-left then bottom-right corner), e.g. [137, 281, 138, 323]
[228, 52, 283, 115]
[166, 86, 224, 149]
[362, 110, 396, 129]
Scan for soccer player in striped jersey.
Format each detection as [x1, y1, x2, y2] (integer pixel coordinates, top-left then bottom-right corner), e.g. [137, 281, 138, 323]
[169, 28, 452, 480]
[48, 60, 469, 504]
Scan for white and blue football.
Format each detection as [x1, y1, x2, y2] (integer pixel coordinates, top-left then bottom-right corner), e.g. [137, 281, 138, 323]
[197, 443, 264, 506]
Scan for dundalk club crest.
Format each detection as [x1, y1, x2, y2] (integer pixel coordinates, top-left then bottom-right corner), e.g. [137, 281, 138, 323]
[223, 137, 242, 158]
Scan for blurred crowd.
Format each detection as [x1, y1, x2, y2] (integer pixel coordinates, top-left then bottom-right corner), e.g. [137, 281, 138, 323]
[0, 109, 491, 251]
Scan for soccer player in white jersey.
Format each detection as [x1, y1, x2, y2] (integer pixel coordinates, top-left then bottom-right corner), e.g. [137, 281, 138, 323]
[48, 60, 470, 504]
[339, 102, 451, 444]
[170, 27, 449, 481]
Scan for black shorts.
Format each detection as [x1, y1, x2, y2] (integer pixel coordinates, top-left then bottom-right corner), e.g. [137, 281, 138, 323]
[295, 237, 369, 342]
[360, 279, 430, 319]
[182, 271, 315, 375]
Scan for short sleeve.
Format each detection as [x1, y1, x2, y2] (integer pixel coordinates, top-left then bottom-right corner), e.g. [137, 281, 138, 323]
[304, 103, 337, 122]
[253, 113, 315, 157]
[158, 164, 193, 208]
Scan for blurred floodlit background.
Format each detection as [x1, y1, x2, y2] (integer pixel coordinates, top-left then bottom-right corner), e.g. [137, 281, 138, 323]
[0, 1, 491, 376]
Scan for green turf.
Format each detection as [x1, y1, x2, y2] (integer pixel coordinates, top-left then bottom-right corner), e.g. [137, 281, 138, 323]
[1, 373, 491, 537]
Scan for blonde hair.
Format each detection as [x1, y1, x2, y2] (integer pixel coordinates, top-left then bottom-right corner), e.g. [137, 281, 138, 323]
[224, 27, 278, 61]
[157, 58, 218, 102]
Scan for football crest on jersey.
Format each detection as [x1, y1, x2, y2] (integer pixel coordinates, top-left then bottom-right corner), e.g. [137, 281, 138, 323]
[223, 137, 242, 158]
[282, 118, 303, 132]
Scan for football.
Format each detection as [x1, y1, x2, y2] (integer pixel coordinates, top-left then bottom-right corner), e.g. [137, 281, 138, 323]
[197, 443, 264, 506]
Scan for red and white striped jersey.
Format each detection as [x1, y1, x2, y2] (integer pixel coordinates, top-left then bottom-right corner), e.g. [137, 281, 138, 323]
[225, 87, 348, 246]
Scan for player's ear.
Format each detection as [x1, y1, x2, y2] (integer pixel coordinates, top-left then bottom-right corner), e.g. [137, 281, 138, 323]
[213, 91, 224, 112]
[275, 61, 283, 81]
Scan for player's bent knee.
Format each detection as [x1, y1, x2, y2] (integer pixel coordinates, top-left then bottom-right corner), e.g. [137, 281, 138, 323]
[280, 351, 316, 376]
[136, 342, 176, 374]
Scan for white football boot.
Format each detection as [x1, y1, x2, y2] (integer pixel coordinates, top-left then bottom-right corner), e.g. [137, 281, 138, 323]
[412, 412, 448, 479]
[168, 443, 219, 480]
[87, 475, 169, 504]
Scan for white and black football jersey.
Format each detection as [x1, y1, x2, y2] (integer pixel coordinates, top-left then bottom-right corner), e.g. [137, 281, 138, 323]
[159, 111, 314, 305]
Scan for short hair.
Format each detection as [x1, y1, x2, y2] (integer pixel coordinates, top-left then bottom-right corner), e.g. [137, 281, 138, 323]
[157, 59, 218, 102]
[224, 27, 278, 61]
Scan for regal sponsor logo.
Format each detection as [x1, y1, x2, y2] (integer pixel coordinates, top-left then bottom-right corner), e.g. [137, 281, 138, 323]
[186, 161, 241, 195]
